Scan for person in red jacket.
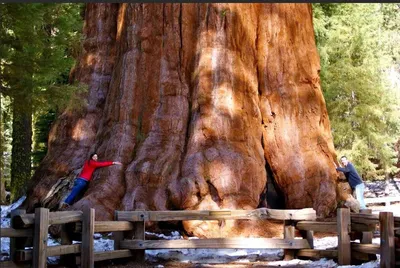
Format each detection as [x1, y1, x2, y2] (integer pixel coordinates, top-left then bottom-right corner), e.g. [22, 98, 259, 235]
[60, 153, 122, 208]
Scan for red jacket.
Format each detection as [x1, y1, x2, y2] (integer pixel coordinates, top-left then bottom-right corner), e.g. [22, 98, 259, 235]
[78, 160, 113, 181]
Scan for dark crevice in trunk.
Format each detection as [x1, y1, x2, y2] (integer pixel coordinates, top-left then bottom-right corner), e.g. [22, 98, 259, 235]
[265, 160, 285, 209]
[207, 181, 222, 205]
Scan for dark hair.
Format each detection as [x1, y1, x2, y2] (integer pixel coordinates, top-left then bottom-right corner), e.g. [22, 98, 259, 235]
[340, 156, 347, 160]
[89, 153, 97, 160]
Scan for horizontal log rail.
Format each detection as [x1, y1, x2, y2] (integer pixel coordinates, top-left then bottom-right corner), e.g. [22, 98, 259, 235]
[296, 249, 338, 259]
[116, 208, 317, 222]
[364, 196, 400, 206]
[0, 228, 33, 238]
[295, 220, 376, 234]
[296, 221, 337, 233]
[351, 212, 400, 226]
[13, 246, 131, 262]
[120, 238, 311, 249]
[14, 245, 82, 262]
[0, 261, 30, 268]
[12, 211, 83, 228]
[94, 250, 133, 262]
[70, 221, 134, 233]
[351, 243, 380, 255]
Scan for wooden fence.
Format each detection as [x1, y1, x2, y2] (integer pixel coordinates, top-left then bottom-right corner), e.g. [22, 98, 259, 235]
[0, 207, 399, 268]
[364, 196, 400, 207]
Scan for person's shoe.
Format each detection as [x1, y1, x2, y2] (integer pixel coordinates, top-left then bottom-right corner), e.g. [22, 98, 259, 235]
[59, 202, 70, 210]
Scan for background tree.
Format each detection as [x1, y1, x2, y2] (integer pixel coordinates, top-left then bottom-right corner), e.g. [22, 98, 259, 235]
[0, 95, 12, 203]
[0, 3, 84, 200]
[313, 3, 400, 179]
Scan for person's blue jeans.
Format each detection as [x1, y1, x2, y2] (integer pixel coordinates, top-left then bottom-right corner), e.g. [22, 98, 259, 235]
[64, 178, 88, 205]
[354, 183, 366, 209]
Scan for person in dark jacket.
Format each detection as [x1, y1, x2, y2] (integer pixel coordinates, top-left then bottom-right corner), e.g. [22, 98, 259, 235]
[60, 153, 122, 209]
[334, 156, 366, 209]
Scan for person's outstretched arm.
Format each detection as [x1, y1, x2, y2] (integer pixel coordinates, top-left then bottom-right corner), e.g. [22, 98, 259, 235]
[336, 165, 350, 173]
[91, 160, 122, 168]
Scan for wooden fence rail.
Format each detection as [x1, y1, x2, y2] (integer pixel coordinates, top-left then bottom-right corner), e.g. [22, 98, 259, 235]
[364, 196, 400, 207]
[0, 207, 398, 267]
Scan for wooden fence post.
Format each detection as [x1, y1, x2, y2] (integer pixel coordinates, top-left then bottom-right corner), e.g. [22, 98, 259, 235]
[10, 209, 27, 263]
[380, 212, 395, 268]
[360, 209, 376, 261]
[337, 208, 351, 265]
[132, 210, 146, 264]
[283, 220, 295, 260]
[60, 223, 77, 266]
[300, 230, 314, 249]
[81, 207, 95, 268]
[33, 208, 49, 268]
[113, 211, 123, 250]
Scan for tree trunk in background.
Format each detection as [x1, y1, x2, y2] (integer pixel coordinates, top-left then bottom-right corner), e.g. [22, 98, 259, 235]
[25, 3, 344, 237]
[396, 140, 400, 177]
[11, 92, 32, 200]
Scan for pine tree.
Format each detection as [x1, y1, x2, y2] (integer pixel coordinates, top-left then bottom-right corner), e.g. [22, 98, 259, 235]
[313, 3, 400, 179]
[0, 3, 83, 199]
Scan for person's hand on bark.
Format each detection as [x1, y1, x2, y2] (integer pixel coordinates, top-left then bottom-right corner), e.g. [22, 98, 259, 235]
[113, 161, 122, 165]
[333, 160, 338, 168]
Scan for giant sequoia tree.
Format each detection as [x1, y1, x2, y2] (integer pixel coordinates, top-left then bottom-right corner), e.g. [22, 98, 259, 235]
[25, 3, 349, 237]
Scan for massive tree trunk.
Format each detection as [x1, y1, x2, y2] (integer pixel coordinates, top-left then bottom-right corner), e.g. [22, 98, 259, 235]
[25, 3, 345, 237]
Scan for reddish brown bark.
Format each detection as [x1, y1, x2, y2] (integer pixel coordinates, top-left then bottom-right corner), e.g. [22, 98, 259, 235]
[26, 3, 344, 237]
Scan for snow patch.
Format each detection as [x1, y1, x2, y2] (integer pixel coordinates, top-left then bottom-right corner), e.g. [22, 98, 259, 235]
[1, 196, 25, 219]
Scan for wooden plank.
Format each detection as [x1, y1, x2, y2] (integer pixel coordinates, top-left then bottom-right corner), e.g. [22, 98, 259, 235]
[300, 230, 314, 249]
[351, 213, 379, 225]
[0, 261, 30, 268]
[116, 208, 316, 222]
[81, 207, 95, 268]
[337, 208, 351, 265]
[47, 244, 81, 256]
[296, 221, 337, 233]
[283, 221, 295, 260]
[33, 208, 49, 268]
[357, 209, 377, 262]
[71, 221, 134, 233]
[132, 212, 146, 263]
[10, 210, 27, 262]
[0, 228, 33, 238]
[364, 196, 400, 205]
[351, 222, 376, 232]
[12, 211, 83, 228]
[95, 221, 134, 232]
[113, 211, 124, 250]
[297, 249, 337, 259]
[351, 213, 400, 227]
[120, 238, 311, 249]
[351, 243, 380, 254]
[13, 247, 80, 261]
[48, 211, 83, 225]
[60, 223, 76, 266]
[15, 249, 32, 261]
[94, 249, 133, 262]
[380, 212, 395, 268]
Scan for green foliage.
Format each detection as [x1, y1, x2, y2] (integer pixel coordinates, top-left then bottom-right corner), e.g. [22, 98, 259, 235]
[1, 3, 84, 110]
[0, 3, 84, 198]
[32, 110, 56, 168]
[313, 3, 400, 180]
